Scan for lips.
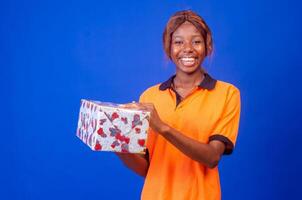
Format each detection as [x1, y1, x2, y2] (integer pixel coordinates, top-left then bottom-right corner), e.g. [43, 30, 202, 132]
[179, 56, 197, 67]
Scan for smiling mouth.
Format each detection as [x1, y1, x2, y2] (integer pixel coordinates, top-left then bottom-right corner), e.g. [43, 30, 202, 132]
[179, 57, 197, 67]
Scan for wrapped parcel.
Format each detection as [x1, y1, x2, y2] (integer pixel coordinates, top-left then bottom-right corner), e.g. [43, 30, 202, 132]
[76, 99, 150, 154]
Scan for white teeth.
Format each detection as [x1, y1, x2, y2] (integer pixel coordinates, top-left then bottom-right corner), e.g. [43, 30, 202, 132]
[180, 57, 196, 66]
[181, 57, 195, 62]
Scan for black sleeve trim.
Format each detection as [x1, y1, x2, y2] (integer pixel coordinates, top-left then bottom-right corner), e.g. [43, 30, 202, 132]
[209, 134, 234, 155]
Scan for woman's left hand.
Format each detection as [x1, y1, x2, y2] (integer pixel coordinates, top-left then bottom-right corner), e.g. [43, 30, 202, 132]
[120, 102, 166, 134]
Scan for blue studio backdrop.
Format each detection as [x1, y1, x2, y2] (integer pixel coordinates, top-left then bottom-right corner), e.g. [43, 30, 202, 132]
[1, 0, 301, 199]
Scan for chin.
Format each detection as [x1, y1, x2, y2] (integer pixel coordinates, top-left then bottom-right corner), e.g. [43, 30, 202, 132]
[178, 63, 202, 74]
[179, 67, 201, 75]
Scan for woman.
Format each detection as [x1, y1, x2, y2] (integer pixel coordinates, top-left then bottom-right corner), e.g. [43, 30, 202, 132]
[117, 10, 241, 200]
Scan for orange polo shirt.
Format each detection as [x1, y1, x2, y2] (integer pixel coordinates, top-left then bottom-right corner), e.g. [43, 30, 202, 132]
[139, 73, 241, 200]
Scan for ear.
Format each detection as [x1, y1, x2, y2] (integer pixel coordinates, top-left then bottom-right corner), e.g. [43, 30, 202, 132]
[206, 34, 213, 56]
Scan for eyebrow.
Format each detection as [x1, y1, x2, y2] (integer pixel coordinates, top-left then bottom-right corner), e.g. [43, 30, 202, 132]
[172, 34, 202, 38]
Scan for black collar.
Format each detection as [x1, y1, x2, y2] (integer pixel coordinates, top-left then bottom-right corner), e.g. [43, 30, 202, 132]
[159, 73, 217, 91]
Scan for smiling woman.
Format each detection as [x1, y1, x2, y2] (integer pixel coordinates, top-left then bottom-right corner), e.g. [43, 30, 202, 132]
[116, 10, 241, 200]
[171, 21, 206, 74]
[163, 10, 213, 59]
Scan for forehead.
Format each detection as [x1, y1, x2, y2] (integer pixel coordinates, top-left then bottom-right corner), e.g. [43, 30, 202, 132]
[172, 21, 201, 37]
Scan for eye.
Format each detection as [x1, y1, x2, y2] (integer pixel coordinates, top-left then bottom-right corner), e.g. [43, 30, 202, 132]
[173, 40, 183, 45]
[193, 40, 202, 44]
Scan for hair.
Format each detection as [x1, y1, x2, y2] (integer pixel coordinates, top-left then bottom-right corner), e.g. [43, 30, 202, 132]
[163, 10, 213, 59]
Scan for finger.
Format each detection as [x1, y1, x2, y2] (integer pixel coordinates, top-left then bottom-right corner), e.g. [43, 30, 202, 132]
[119, 103, 138, 109]
[140, 102, 154, 108]
[133, 104, 151, 112]
[119, 102, 144, 110]
[138, 103, 155, 111]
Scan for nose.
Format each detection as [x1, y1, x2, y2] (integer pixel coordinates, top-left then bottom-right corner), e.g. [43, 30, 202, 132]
[183, 42, 193, 53]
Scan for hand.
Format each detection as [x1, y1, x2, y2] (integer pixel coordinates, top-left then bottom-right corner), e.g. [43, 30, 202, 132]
[120, 102, 167, 134]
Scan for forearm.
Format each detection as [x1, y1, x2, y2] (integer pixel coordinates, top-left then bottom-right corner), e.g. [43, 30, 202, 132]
[160, 124, 224, 168]
[116, 153, 149, 177]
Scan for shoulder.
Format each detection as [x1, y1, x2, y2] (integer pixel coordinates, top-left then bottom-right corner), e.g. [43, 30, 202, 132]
[214, 80, 241, 104]
[141, 83, 162, 96]
[139, 84, 162, 102]
[214, 80, 240, 95]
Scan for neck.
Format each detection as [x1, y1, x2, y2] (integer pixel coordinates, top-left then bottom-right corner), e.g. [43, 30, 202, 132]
[174, 68, 204, 89]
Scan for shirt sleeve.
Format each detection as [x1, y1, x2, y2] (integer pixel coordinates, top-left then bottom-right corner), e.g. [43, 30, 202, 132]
[209, 87, 241, 155]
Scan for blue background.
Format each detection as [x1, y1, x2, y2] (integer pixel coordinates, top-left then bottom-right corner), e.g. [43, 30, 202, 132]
[1, 0, 301, 199]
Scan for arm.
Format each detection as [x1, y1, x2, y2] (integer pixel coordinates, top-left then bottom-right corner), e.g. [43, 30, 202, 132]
[159, 124, 225, 168]
[139, 103, 225, 168]
[115, 153, 149, 177]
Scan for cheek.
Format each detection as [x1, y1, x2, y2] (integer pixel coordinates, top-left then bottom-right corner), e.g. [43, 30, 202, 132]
[194, 46, 206, 57]
[170, 46, 180, 59]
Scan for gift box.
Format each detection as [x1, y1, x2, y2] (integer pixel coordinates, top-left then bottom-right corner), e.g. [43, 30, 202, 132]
[76, 99, 150, 154]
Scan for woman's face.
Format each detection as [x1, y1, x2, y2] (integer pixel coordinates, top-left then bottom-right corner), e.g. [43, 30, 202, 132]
[170, 21, 206, 74]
